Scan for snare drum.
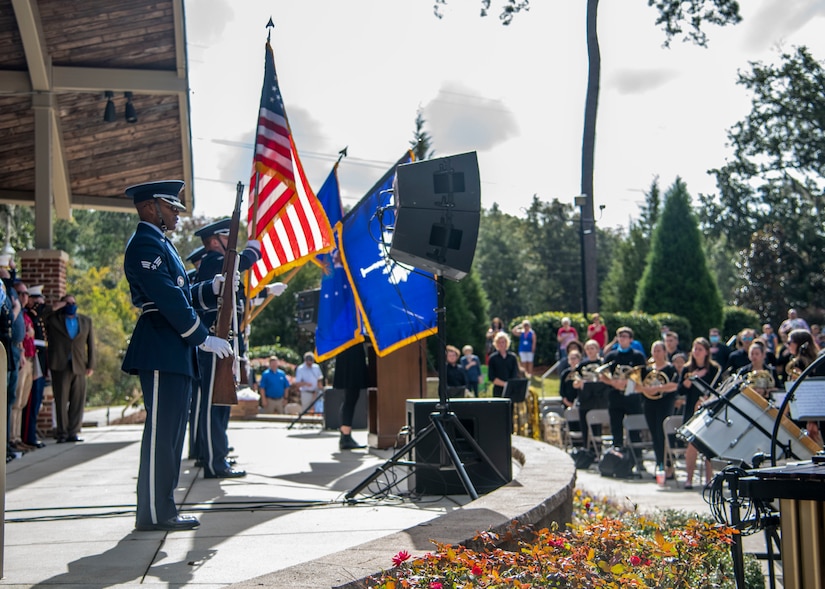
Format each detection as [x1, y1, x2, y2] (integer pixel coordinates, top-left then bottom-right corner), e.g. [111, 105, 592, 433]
[678, 385, 822, 466]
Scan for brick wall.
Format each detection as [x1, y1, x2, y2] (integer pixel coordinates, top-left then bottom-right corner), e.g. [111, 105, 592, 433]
[18, 249, 69, 302]
[18, 249, 69, 437]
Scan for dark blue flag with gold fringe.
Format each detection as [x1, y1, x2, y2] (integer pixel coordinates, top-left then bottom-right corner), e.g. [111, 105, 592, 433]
[314, 163, 364, 362]
[339, 151, 437, 357]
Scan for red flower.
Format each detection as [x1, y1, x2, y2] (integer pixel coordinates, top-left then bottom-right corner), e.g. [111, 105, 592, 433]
[429, 583, 443, 589]
[471, 565, 483, 576]
[392, 550, 411, 567]
[629, 555, 642, 566]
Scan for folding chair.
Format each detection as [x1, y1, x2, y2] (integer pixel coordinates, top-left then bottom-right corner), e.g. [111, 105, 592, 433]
[663, 415, 687, 471]
[563, 406, 583, 450]
[622, 413, 654, 471]
[585, 408, 611, 455]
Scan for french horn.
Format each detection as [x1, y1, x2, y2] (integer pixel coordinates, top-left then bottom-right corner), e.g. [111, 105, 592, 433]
[579, 363, 600, 382]
[745, 369, 775, 390]
[641, 369, 671, 400]
[785, 358, 803, 382]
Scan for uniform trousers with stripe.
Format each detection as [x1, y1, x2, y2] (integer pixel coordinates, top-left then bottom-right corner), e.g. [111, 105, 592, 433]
[136, 370, 192, 527]
[187, 379, 201, 459]
[196, 349, 232, 476]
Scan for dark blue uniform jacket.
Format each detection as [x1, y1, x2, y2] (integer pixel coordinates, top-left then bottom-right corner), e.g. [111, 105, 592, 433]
[122, 222, 217, 378]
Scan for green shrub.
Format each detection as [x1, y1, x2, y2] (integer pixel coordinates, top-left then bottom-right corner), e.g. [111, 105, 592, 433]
[653, 312, 693, 350]
[722, 306, 761, 341]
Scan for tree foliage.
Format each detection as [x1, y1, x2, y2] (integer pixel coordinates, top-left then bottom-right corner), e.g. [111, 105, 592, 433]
[701, 46, 825, 320]
[600, 178, 662, 312]
[54, 210, 140, 271]
[635, 178, 723, 337]
[67, 264, 140, 406]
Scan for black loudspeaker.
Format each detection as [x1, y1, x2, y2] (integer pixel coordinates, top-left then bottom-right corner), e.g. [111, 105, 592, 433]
[390, 152, 481, 281]
[406, 398, 512, 495]
[295, 288, 320, 330]
[323, 388, 368, 430]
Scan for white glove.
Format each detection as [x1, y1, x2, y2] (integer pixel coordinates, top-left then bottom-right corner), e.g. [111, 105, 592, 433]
[211, 272, 241, 295]
[246, 239, 261, 252]
[212, 274, 225, 296]
[266, 282, 288, 297]
[199, 336, 233, 359]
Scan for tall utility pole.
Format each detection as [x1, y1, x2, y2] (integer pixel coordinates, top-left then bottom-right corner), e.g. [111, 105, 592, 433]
[579, 0, 600, 317]
[574, 196, 597, 319]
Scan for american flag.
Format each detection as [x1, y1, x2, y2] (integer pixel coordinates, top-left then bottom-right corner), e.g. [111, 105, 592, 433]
[246, 42, 332, 295]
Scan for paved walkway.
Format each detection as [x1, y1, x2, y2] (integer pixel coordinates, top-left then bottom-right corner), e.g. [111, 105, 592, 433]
[0, 408, 776, 587]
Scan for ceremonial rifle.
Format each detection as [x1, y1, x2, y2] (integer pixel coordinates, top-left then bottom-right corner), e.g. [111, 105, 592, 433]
[211, 181, 243, 406]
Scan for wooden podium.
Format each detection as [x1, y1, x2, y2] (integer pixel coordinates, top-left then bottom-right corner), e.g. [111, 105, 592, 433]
[367, 341, 428, 449]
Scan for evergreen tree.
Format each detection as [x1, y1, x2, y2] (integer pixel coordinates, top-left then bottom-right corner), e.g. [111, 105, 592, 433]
[521, 196, 581, 313]
[600, 224, 649, 312]
[634, 178, 723, 336]
[599, 178, 661, 312]
[410, 109, 435, 161]
[475, 204, 526, 323]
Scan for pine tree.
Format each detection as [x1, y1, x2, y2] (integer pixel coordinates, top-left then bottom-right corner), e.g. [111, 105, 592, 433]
[634, 178, 723, 336]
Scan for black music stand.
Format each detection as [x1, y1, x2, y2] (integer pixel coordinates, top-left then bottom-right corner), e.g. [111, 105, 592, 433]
[503, 378, 529, 403]
[287, 388, 325, 430]
[770, 353, 825, 465]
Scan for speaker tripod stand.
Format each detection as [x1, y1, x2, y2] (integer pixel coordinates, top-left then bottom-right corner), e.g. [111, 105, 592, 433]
[345, 275, 508, 502]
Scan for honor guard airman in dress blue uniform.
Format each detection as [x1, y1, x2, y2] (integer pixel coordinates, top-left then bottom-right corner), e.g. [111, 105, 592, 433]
[191, 218, 260, 478]
[122, 180, 233, 532]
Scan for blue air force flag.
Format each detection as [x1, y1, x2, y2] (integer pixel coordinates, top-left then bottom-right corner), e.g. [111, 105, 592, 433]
[314, 165, 364, 361]
[339, 151, 437, 357]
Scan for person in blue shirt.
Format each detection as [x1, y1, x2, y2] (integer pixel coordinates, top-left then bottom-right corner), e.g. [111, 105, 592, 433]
[122, 180, 232, 532]
[512, 320, 537, 377]
[259, 356, 291, 414]
[460, 345, 483, 397]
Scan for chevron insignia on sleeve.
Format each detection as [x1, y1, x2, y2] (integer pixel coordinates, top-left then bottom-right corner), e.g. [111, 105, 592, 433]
[141, 256, 163, 270]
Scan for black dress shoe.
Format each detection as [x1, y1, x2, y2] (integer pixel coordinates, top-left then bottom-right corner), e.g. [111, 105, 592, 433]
[31, 441, 47, 449]
[204, 468, 246, 479]
[136, 515, 200, 532]
[55, 437, 67, 444]
[65, 436, 84, 442]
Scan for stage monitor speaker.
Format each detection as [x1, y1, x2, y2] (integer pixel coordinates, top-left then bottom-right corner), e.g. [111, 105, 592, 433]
[406, 398, 512, 495]
[295, 288, 320, 331]
[390, 151, 480, 281]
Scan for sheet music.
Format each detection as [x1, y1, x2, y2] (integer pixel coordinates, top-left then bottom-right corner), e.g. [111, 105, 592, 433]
[789, 377, 825, 420]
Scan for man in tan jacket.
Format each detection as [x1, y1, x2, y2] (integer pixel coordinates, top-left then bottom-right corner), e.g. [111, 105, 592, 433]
[45, 294, 94, 443]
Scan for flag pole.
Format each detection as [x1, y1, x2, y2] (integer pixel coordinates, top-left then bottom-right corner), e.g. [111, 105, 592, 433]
[243, 17, 274, 332]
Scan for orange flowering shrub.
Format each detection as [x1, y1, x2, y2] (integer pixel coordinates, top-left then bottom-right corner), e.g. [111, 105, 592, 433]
[366, 490, 753, 588]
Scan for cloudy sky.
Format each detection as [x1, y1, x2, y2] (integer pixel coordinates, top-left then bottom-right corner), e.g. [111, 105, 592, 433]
[183, 0, 825, 231]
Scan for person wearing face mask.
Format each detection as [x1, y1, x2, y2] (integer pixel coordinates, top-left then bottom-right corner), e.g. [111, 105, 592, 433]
[707, 327, 730, 368]
[44, 293, 95, 444]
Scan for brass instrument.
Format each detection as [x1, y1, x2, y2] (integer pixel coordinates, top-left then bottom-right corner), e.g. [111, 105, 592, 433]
[594, 362, 615, 378]
[613, 365, 637, 380]
[579, 363, 600, 382]
[513, 384, 542, 440]
[529, 386, 541, 441]
[746, 369, 775, 390]
[641, 368, 671, 400]
[542, 411, 564, 448]
[786, 358, 803, 382]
